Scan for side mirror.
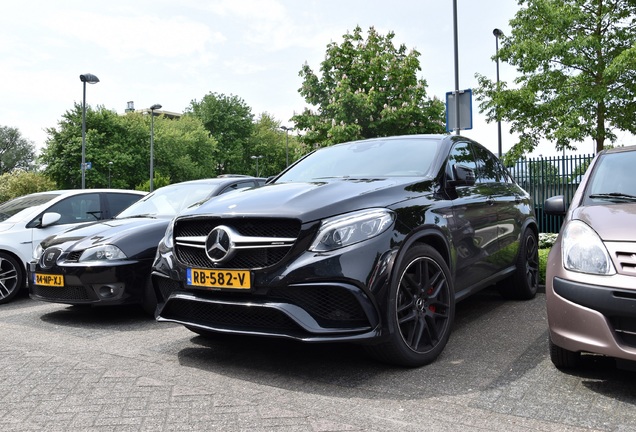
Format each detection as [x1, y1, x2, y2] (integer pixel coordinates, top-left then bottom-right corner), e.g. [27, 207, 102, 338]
[41, 212, 62, 227]
[449, 165, 476, 187]
[544, 195, 566, 216]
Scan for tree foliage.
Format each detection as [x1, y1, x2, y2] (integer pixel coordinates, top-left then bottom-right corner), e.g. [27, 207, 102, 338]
[186, 92, 254, 175]
[40, 104, 218, 190]
[475, 0, 636, 162]
[0, 126, 36, 174]
[292, 26, 446, 146]
[0, 171, 56, 204]
[245, 113, 306, 177]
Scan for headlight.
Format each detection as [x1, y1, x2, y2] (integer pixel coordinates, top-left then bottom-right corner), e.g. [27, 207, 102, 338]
[159, 219, 175, 252]
[309, 209, 395, 252]
[33, 243, 44, 260]
[561, 220, 615, 275]
[78, 245, 127, 262]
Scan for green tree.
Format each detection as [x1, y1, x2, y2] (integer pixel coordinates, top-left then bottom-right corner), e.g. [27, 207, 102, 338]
[0, 171, 57, 204]
[41, 104, 140, 189]
[475, 0, 636, 162]
[292, 25, 446, 146]
[245, 113, 306, 177]
[0, 126, 36, 173]
[150, 114, 218, 184]
[186, 92, 254, 175]
[41, 105, 218, 190]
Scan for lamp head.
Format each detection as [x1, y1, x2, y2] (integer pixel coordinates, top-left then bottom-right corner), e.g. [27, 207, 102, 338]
[493, 28, 503, 38]
[80, 73, 100, 84]
[150, 104, 162, 111]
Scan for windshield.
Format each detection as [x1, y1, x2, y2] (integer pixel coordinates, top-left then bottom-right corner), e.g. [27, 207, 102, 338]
[0, 193, 60, 222]
[116, 183, 216, 219]
[586, 150, 636, 204]
[275, 137, 440, 183]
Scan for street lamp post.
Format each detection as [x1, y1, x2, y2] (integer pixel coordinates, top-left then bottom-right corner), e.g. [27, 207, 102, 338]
[108, 161, 113, 188]
[149, 104, 162, 192]
[280, 126, 292, 167]
[80, 73, 100, 189]
[493, 28, 503, 158]
[251, 155, 263, 177]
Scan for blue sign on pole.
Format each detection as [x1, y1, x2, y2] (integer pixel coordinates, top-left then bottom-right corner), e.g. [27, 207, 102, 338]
[445, 89, 473, 132]
[80, 162, 92, 170]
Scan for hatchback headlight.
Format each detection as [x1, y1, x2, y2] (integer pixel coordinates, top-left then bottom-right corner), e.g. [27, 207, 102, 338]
[78, 245, 127, 262]
[33, 243, 44, 260]
[309, 209, 395, 252]
[561, 220, 615, 275]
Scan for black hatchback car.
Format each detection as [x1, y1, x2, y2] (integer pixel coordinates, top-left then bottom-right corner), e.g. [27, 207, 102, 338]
[151, 135, 538, 366]
[29, 176, 265, 314]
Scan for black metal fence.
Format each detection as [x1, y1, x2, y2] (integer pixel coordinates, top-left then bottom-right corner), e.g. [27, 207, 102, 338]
[508, 154, 594, 233]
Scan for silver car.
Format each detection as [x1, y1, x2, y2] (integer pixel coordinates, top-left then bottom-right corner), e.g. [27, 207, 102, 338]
[544, 145, 636, 369]
[0, 189, 145, 304]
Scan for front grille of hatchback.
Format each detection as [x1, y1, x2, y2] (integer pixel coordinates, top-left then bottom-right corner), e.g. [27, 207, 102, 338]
[173, 218, 301, 270]
[31, 284, 97, 301]
[65, 251, 83, 263]
[611, 316, 636, 348]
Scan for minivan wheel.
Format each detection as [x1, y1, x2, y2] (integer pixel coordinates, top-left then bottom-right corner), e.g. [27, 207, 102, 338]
[367, 245, 455, 367]
[498, 228, 538, 300]
[549, 337, 581, 369]
[0, 252, 23, 305]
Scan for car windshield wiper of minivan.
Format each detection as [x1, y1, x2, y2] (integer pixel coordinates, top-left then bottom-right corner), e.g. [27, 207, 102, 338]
[588, 192, 636, 202]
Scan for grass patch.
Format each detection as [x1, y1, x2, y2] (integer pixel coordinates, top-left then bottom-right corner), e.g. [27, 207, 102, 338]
[539, 248, 550, 285]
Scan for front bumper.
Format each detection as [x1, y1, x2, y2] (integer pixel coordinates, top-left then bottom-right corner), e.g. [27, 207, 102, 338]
[546, 275, 636, 362]
[152, 233, 397, 343]
[28, 260, 149, 306]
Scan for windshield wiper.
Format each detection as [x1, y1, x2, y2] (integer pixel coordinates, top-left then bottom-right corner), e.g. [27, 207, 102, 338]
[588, 192, 636, 202]
[117, 214, 157, 219]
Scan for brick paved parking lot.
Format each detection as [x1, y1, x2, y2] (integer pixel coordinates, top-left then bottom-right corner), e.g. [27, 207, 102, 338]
[1, 288, 635, 431]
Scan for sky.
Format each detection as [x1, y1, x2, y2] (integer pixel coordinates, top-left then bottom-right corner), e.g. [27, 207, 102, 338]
[0, 0, 590, 159]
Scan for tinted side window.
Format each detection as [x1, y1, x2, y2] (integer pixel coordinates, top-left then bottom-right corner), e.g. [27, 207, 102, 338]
[48, 193, 101, 224]
[472, 144, 504, 183]
[107, 193, 143, 217]
[447, 142, 477, 180]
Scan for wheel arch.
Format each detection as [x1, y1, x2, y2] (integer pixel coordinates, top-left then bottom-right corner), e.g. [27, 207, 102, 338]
[382, 227, 453, 335]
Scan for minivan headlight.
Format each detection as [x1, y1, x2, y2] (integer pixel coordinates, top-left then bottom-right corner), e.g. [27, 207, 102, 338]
[78, 245, 127, 262]
[309, 209, 395, 252]
[561, 220, 615, 275]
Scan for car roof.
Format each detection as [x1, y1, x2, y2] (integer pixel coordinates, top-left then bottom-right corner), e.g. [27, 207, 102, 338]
[600, 145, 636, 155]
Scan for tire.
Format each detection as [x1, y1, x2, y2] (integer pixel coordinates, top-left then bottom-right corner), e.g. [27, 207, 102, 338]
[141, 277, 158, 317]
[0, 252, 24, 305]
[367, 244, 455, 367]
[549, 337, 581, 369]
[498, 228, 538, 300]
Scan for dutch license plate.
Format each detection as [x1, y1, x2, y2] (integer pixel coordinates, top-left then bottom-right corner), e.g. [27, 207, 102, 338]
[33, 273, 64, 287]
[187, 268, 251, 290]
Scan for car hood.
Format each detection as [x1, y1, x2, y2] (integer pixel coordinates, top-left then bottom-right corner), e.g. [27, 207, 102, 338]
[573, 203, 636, 242]
[178, 178, 435, 222]
[39, 217, 171, 254]
[0, 221, 17, 233]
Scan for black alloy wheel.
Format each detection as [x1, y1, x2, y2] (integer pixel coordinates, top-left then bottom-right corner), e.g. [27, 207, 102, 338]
[0, 252, 23, 304]
[499, 228, 539, 300]
[367, 244, 455, 367]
